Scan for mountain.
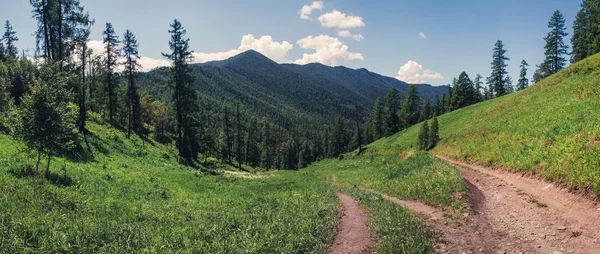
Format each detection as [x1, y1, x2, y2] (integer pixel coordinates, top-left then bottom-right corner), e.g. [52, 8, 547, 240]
[139, 50, 448, 134]
[282, 62, 448, 109]
[366, 52, 600, 198]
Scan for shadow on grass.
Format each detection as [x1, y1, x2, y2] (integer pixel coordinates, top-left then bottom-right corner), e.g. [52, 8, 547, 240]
[9, 164, 74, 187]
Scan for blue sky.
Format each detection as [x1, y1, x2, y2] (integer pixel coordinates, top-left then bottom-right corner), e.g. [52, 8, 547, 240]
[1, 0, 580, 86]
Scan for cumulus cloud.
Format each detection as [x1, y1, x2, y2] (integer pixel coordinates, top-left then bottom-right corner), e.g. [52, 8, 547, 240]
[395, 61, 444, 84]
[299, 1, 324, 20]
[318, 10, 365, 29]
[192, 34, 293, 63]
[337, 30, 363, 41]
[294, 35, 363, 66]
[418, 32, 427, 39]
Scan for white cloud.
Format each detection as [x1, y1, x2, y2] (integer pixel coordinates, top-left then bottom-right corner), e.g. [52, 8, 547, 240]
[395, 61, 443, 84]
[294, 35, 363, 66]
[318, 10, 365, 29]
[299, 1, 324, 20]
[337, 30, 363, 41]
[418, 32, 427, 39]
[192, 34, 293, 63]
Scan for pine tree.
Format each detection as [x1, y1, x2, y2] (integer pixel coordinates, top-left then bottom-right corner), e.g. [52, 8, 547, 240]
[353, 104, 362, 154]
[332, 116, 346, 156]
[122, 29, 142, 138]
[418, 99, 431, 122]
[244, 118, 260, 167]
[74, 18, 93, 133]
[487, 40, 510, 97]
[428, 114, 439, 149]
[473, 74, 484, 102]
[234, 103, 243, 167]
[517, 60, 529, 91]
[418, 120, 429, 150]
[260, 122, 272, 170]
[17, 62, 77, 174]
[103, 23, 119, 123]
[571, 0, 600, 63]
[399, 84, 420, 128]
[541, 10, 569, 76]
[220, 106, 232, 163]
[383, 87, 400, 135]
[371, 96, 384, 139]
[30, 0, 92, 64]
[162, 19, 201, 162]
[2, 21, 18, 58]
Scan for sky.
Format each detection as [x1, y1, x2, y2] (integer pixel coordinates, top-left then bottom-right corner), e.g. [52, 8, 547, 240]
[1, 0, 581, 86]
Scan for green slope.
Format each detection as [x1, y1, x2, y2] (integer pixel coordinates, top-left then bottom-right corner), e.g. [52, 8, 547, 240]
[0, 117, 340, 252]
[368, 53, 600, 196]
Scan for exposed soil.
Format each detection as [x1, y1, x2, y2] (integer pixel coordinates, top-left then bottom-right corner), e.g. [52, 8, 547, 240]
[437, 155, 600, 254]
[329, 189, 375, 254]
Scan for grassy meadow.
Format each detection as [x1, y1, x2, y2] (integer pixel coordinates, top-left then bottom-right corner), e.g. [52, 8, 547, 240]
[369, 53, 600, 196]
[0, 118, 341, 253]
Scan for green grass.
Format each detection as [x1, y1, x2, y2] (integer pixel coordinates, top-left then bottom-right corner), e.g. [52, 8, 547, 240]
[309, 152, 468, 211]
[0, 119, 340, 253]
[368, 53, 600, 197]
[306, 150, 468, 252]
[339, 186, 436, 254]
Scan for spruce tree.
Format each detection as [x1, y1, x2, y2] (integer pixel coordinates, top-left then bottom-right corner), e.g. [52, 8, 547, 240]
[2, 21, 18, 58]
[162, 19, 201, 162]
[541, 10, 569, 76]
[353, 104, 362, 154]
[428, 114, 439, 149]
[399, 84, 420, 128]
[383, 87, 400, 135]
[234, 103, 243, 167]
[332, 116, 346, 156]
[122, 29, 142, 138]
[419, 99, 431, 122]
[220, 107, 232, 163]
[571, 0, 600, 63]
[487, 40, 510, 97]
[371, 96, 384, 139]
[103, 22, 119, 123]
[473, 74, 484, 102]
[418, 120, 429, 150]
[260, 122, 272, 170]
[17, 62, 77, 174]
[517, 60, 529, 91]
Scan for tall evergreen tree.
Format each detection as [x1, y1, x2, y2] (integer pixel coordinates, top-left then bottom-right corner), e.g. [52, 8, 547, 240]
[418, 99, 432, 122]
[541, 10, 569, 76]
[353, 104, 362, 154]
[428, 114, 439, 149]
[102, 22, 119, 123]
[122, 29, 142, 138]
[418, 120, 429, 150]
[487, 40, 510, 97]
[399, 84, 420, 128]
[571, 0, 600, 63]
[30, 0, 92, 64]
[517, 60, 529, 91]
[220, 107, 232, 163]
[451, 72, 478, 110]
[74, 18, 93, 133]
[234, 103, 243, 167]
[370, 96, 383, 139]
[332, 116, 347, 156]
[162, 19, 200, 162]
[2, 21, 18, 58]
[244, 118, 260, 167]
[383, 87, 400, 135]
[260, 122, 272, 170]
[473, 74, 484, 102]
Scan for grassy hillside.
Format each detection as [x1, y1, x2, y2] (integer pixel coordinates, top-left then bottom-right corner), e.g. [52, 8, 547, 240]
[368, 53, 600, 197]
[0, 117, 341, 252]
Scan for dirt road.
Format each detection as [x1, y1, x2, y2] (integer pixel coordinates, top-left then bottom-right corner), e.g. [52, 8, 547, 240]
[438, 155, 600, 254]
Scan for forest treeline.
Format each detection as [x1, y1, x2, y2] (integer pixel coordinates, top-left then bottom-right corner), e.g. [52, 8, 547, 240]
[0, 0, 596, 173]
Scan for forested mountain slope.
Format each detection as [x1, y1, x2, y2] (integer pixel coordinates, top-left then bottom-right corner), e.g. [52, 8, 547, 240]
[283, 62, 449, 109]
[367, 52, 600, 197]
[138, 50, 448, 134]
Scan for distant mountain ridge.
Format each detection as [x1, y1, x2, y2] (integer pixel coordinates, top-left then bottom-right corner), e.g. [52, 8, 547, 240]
[138, 50, 449, 135]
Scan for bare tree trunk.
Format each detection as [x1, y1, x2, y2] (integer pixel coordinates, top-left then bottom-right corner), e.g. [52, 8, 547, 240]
[58, 0, 63, 70]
